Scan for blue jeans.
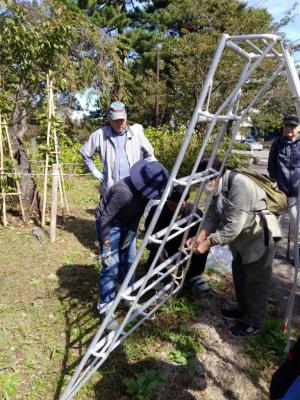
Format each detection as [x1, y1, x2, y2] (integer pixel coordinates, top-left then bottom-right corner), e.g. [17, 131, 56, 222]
[96, 222, 136, 304]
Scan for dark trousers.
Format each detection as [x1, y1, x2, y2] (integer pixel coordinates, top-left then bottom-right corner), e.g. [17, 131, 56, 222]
[232, 240, 275, 328]
[146, 241, 208, 281]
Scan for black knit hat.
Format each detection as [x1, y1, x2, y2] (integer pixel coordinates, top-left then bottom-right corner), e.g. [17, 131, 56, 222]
[283, 114, 299, 126]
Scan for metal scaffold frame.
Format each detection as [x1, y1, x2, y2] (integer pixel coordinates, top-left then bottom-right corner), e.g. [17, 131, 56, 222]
[60, 33, 300, 400]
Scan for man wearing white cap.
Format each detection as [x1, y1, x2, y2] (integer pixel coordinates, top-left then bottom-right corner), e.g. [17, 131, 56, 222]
[80, 101, 156, 200]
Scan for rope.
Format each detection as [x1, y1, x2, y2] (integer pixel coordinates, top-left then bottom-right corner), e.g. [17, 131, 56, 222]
[0, 171, 93, 177]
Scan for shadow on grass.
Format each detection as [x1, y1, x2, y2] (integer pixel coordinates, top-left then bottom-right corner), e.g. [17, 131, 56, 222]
[54, 263, 209, 400]
[55, 263, 270, 400]
[54, 263, 100, 399]
[93, 355, 207, 400]
[62, 214, 97, 252]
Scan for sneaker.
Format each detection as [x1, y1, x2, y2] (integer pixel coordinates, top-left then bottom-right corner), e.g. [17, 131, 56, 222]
[105, 312, 119, 331]
[220, 308, 244, 321]
[229, 321, 260, 337]
[187, 275, 210, 293]
[97, 301, 113, 315]
[120, 298, 140, 311]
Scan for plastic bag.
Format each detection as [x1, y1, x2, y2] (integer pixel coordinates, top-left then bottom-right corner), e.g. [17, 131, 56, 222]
[205, 245, 232, 273]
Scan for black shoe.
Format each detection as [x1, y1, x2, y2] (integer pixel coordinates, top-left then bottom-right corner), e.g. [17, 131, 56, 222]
[220, 308, 244, 321]
[229, 321, 260, 337]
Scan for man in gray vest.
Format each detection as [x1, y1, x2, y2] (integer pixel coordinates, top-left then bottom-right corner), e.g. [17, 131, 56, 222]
[80, 101, 156, 200]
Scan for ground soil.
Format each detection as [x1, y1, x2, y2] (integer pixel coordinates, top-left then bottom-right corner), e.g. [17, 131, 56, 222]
[0, 174, 299, 400]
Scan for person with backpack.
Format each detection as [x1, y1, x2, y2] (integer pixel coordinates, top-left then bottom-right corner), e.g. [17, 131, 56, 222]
[268, 114, 300, 254]
[186, 158, 281, 337]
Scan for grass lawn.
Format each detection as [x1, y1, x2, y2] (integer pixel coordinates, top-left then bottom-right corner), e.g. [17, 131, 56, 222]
[0, 176, 289, 400]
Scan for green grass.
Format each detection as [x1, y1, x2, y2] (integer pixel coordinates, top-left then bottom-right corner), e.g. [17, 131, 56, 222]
[123, 369, 167, 400]
[0, 371, 21, 399]
[0, 174, 292, 400]
[246, 318, 289, 370]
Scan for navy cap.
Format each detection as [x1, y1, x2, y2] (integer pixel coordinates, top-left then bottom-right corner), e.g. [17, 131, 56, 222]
[130, 160, 169, 200]
[283, 114, 299, 126]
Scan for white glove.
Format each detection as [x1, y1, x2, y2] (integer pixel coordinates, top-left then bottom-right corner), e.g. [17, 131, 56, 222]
[92, 168, 105, 182]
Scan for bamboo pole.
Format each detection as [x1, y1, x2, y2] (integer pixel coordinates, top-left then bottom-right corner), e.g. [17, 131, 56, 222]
[51, 94, 67, 219]
[3, 119, 25, 222]
[50, 163, 59, 242]
[59, 164, 70, 214]
[41, 74, 52, 227]
[0, 114, 7, 226]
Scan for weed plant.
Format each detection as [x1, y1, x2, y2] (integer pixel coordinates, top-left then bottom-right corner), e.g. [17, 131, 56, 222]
[246, 318, 289, 370]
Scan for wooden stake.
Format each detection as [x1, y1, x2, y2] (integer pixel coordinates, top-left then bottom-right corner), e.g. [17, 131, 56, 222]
[0, 114, 7, 226]
[50, 163, 59, 242]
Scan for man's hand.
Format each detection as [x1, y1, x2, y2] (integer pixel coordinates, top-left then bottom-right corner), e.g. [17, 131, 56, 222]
[121, 230, 136, 250]
[186, 236, 211, 254]
[101, 243, 112, 265]
[92, 169, 106, 182]
[194, 239, 211, 254]
[186, 236, 196, 250]
[186, 228, 209, 250]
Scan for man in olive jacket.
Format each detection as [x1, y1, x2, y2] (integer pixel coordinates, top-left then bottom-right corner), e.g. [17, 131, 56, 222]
[187, 159, 281, 337]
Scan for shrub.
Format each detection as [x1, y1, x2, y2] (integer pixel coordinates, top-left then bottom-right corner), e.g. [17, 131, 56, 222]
[145, 126, 249, 175]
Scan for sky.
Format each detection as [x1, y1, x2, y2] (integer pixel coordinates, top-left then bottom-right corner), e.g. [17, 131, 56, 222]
[247, 0, 300, 44]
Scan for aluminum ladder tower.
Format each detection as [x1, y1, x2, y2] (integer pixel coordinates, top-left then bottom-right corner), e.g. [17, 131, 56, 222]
[60, 33, 300, 400]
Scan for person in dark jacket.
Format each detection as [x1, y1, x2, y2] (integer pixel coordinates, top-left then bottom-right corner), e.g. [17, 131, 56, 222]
[145, 185, 209, 292]
[268, 113, 300, 248]
[96, 160, 169, 328]
[270, 336, 300, 399]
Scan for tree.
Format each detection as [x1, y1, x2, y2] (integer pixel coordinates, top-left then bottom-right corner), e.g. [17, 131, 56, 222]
[0, 0, 121, 211]
[125, 0, 277, 126]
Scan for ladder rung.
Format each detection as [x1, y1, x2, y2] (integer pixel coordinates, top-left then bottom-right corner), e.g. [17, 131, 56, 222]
[197, 110, 240, 122]
[148, 215, 201, 244]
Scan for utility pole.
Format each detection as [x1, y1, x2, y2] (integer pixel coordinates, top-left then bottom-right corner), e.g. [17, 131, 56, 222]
[155, 43, 162, 127]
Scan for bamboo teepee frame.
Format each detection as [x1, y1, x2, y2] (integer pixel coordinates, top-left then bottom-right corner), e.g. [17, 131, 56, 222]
[41, 73, 69, 227]
[0, 114, 25, 226]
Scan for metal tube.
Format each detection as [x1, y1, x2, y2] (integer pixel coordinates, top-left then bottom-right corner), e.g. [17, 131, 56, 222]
[226, 40, 252, 60]
[60, 34, 300, 400]
[229, 33, 282, 41]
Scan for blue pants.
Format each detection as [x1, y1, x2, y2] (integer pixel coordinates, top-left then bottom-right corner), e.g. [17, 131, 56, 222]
[96, 222, 136, 304]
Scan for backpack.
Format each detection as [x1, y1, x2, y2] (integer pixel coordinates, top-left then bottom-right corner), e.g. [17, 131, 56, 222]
[228, 168, 287, 215]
